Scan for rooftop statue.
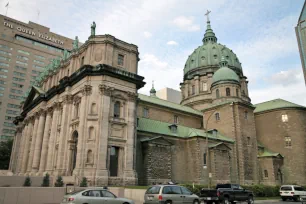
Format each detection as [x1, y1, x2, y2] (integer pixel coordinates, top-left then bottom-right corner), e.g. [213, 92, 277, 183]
[91, 21, 96, 36]
[73, 36, 79, 50]
[63, 49, 70, 60]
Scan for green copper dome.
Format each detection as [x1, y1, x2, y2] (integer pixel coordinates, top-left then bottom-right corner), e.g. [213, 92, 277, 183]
[212, 66, 239, 85]
[184, 20, 242, 76]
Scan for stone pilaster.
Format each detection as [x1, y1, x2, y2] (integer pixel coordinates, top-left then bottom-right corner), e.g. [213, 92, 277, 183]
[38, 107, 53, 174]
[55, 95, 73, 175]
[195, 76, 200, 94]
[185, 82, 189, 98]
[123, 91, 138, 185]
[16, 124, 27, 174]
[9, 125, 23, 173]
[73, 85, 92, 177]
[27, 114, 40, 174]
[32, 110, 47, 173]
[45, 103, 60, 174]
[21, 120, 33, 174]
[94, 84, 112, 185]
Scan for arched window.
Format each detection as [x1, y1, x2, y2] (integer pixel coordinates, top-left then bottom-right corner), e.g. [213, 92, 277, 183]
[203, 153, 207, 165]
[81, 56, 85, 66]
[87, 150, 93, 164]
[74, 103, 79, 118]
[114, 101, 120, 118]
[89, 126, 95, 140]
[215, 113, 220, 121]
[264, 170, 268, 178]
[216, 89, 220, 98]
[226, 88, 231, 96]
[91, 103, 97, 114]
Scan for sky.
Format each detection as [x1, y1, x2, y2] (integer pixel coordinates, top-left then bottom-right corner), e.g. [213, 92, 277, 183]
[0, 0, 305, 105]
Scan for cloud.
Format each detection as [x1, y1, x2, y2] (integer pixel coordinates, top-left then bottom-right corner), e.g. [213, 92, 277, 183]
[172, 16, 200, 31]
[268, 69, 303, 86]
[144, 31, 152, 38]
[167, 41, 178, 45]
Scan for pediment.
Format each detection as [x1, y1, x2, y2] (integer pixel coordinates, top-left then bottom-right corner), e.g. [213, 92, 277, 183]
[141, 136, 173, 146]
[23, 86, 45, 109]
[209, 142, 231, 150]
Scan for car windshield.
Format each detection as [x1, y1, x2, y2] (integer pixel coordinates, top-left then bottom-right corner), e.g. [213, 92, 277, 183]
[294, 187, 305, 191]
[146, 186, 161, 194]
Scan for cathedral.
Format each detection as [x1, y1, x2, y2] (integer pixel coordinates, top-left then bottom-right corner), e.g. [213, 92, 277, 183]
[9, 18, 306, 186]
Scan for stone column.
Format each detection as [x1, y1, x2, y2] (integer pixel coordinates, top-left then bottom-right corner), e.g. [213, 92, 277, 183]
[73, 85, 92, 176]
[94, 84, 112, 185]
[16, 124, 27, 174]
[195, 76, 200, 94]
[185, 82, 189, 97]
[21, 121, 33, 174]
[27, 114, 40, 174]
[54, 95, 72, 175]
[123, 92, 138, 185]
[38, 108, 53, 174]
[9, 125, 23, 173]
[32, 110, 47, 173]
[45, 103, 60, 173]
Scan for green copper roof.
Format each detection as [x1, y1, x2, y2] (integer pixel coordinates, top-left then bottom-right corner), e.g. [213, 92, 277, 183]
[254, 99, 306, 113]
[212, 63, 239, 85]
[137, 117, 234, 143]
[203, 20, 217, 44]
[258, 148, 282, 158]
[138, 94, 202, 116]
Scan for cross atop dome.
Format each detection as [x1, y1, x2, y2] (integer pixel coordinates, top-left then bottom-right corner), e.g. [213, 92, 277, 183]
[205, 10, 211, 22]
[202, 10, 217, 44]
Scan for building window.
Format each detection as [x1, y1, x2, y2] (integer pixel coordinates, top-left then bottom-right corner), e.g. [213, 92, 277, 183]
[18, 50, 30, 55]
[13, 71, 26, 77]
[0, 56, 10, 61]
[12, 83, 23, 88]
[91, 103, 97, 114]
[33, 65, 43, 69]
[226, 87, 231, 96]
[10, 89, 23, 94]
[33, 60, 44, 65]
[0, 62, 9, 67]
[3, 122, 15, 127]
[16, 55, 29, 61]
[282, 114, 288, 122]
[247, 137, 251, 146]
[86, 150, 93, 164]
[7, 103, 20, 109]
[13, 77, 25, 82]
[216, 89, 220, 98]
[74, 103, 79, 118]
[2, 129, 16, 134]
[203, 153, 207, 166]
[16, 61, 27, 66]
[0, 86, 5, 91]
[285, 136, 292, 147]
[192, 85, 195, 95]
[35, 55, 45, 60]
[0, 80, 6, 85]
[215, 113, 220, 121]
[143, 108, 149, 118]
[0, 44, 12, 50]
[118, 54, 124, 66]
[244, 111, 248, 119]
[15, 66, 27, 72]
[202, 82, 208, 91]
[174, 115, 179, 124]
[16, 36, 63, 53]
[88, 127, 95, 140]
[81, 56, 84, 66]
[0, 75, 7, 78]
[9, 95, 22, 100]
[264, 170, 268, 178]
[236, 89, 239, 97]
[0, 50, 12, 56]
[114, 101, 120, 118]
[170, 125, 177, 133]
[5, 116, 15, 121]
[0, 68, 8, 73]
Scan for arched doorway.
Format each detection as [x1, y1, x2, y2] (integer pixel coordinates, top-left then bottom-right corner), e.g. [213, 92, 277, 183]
[70, 131, 78, 175]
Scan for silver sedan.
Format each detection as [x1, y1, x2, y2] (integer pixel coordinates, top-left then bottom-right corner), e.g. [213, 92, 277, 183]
[60, 188, 135, 204]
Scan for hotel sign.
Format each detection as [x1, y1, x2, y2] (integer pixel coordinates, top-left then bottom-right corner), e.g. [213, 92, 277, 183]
[3, 21, 64, 45]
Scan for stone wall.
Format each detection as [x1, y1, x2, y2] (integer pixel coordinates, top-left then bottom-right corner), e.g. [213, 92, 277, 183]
[255, 109, 306, 184]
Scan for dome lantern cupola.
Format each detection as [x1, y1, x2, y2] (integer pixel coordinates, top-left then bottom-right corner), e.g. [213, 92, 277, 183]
[202, 10, 217, 44]
[150, 80, 157, 97]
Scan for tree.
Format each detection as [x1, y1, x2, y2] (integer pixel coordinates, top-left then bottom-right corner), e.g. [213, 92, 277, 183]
[0, 139, 13, 169]
[23, 176, 31, 187]
[41, 173, 50, 187]
[80, 177, 88, 187]
[54, 176, 64, 187]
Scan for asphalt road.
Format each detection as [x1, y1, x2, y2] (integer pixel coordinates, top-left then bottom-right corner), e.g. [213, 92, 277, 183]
[256, 201, 296, 204]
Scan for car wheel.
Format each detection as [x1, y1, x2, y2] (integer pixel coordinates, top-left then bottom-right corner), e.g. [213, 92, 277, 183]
[247, 196, 254, 204]
[294, 196, 300, 202]
[282, 197, 287, 201]
[165, 201, 172, 204]
[223, 197, 230, 204]
[193, 200, 200, 204]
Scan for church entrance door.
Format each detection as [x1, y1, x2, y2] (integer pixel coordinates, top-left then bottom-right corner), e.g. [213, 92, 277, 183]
[110, 146, 119, 177]
[70, 131, 78, 175]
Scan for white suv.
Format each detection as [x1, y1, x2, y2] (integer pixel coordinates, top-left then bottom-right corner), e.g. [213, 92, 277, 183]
[280, 185, 306, 201]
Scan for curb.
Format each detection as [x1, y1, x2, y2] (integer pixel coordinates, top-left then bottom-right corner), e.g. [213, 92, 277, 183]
[255, 200, 280, 203]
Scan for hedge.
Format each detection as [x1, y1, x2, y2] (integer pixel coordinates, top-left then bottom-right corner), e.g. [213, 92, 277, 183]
[181, 184, 282, 197]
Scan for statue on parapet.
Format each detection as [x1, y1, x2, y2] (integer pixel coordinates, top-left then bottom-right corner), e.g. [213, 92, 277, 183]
[73, 36, 79, 50]
[91, 21, 96, 36]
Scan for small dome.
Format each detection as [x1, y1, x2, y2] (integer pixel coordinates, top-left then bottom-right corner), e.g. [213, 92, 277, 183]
[212, 67, 239, 85]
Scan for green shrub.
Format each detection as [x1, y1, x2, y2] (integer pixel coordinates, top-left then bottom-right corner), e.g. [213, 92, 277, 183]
[23, 176, 31, 187]
[41, 173, 50, 187]
[80, 177, 88, 187]
[181, 184, 215, 196]
[55, 176, 64, 187]
[242, 185, 280, 197]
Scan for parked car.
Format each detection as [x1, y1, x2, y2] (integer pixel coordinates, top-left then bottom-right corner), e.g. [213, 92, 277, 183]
[144, 184, 200, 204]
[200, 183, 254, 204]
[60, 188, 134, 204]
[280, 185, 306, 202]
